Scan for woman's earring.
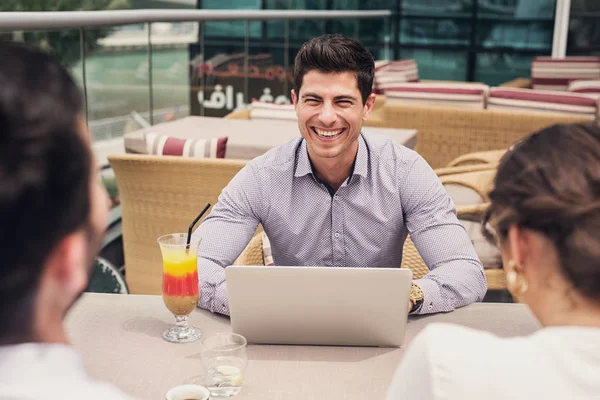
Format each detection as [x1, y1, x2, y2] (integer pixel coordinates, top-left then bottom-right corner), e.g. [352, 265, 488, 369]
[506, 260, 528, 296]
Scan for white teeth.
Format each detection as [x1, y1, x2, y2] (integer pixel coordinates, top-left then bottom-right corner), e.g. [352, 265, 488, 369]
[315, 128, 343, 137]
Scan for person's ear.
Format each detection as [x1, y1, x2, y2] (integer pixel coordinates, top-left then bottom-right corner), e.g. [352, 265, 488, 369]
[44, 232, 89, 297]
[362, 93, 377, 121]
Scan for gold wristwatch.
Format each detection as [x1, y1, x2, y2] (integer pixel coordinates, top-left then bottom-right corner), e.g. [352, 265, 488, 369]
[409, 283, 424, 313]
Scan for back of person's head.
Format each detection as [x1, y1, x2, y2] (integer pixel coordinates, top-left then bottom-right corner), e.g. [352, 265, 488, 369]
[293, 34, 374, 104]
[483, 123, 600, 306]
[0, 42, 105, 344]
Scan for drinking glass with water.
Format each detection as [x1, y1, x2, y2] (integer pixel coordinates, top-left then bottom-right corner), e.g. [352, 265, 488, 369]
[201, 333, 248, 397]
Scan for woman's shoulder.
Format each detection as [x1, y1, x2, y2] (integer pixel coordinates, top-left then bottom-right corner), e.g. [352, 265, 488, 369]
[387, 323, 522, 400]
[416, 322, 509, 348]
[412, 322, 533, 375]
[402, 324, 600, 400]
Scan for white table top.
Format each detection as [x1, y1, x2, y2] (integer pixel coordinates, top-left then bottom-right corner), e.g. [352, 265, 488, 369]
[66, 293, 540, 400]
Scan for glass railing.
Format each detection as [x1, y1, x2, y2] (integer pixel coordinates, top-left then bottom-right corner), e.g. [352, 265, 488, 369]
[0, 9, 390, 277]
[0, 10, 391, 147]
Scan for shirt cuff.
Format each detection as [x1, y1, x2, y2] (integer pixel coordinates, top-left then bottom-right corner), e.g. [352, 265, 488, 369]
[411, 277, 441, 315]
[199, 280, 230, 315]
[213, 281, 230, 316]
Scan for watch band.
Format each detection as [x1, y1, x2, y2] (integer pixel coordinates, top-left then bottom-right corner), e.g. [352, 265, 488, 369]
[409, 283, 424, 313]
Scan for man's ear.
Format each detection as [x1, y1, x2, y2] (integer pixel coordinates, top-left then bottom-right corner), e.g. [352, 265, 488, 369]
[362, 92, 377, 121]
[291, 89, 298, 107]
[44, 232, 89, 296]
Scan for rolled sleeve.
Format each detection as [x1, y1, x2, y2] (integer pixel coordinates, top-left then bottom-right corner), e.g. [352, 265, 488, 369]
[198, 260, 230, 315]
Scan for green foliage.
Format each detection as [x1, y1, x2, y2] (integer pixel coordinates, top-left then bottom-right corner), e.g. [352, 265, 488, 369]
[1, 0, 130, 66]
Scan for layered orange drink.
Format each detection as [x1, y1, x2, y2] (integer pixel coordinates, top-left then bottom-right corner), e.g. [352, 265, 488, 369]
[162, 246, 199, 316]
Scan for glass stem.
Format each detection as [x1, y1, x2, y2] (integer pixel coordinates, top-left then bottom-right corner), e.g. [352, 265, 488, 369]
[175, 315, 189, 330]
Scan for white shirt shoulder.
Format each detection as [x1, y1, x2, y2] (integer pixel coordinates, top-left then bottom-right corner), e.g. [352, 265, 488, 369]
[0, 343, 135, 400]
[386, 322, 600, 400]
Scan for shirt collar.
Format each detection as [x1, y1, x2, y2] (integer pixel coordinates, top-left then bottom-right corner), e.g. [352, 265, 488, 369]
[294, 133, 368, 179]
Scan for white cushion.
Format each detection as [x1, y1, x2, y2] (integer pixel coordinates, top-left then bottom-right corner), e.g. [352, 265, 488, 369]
[385, 83, 489, 109]
[443, 184, 485, 206]
[488, 87, 599, 118]
[250, 101, 297, 121]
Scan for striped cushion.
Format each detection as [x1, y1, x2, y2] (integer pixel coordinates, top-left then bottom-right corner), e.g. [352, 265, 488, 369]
[145, 132, 228, 158]
[568, 80, 600, 97]
[375, 72, 413, 92]
[531, 56, 600, 91]
[374, 60, 391, 70]
[250, 101, 297, 121]
[374, 59, 419, 94]
[488, 87, 599, 118]
[375, 59, 419, 75]
[385, 83, 488, 109]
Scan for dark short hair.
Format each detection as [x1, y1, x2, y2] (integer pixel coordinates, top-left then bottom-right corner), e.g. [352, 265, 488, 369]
[482, 123, 600, 302]
[0, 42, 91, 342]
[293, 34, 375, 104]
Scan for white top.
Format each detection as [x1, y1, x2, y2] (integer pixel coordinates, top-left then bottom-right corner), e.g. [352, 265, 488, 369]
[0, 343, 134, 400]
[386, 323, 600, 400]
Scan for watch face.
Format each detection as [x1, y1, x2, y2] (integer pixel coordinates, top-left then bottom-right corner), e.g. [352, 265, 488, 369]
[410, 284, 423, 301]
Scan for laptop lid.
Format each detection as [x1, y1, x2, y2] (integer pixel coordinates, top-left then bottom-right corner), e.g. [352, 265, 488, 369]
[225, 266, 412, 347]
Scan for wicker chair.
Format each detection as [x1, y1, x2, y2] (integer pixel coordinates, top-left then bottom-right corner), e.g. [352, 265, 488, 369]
[109, 154, 248, 295]
[401, 203, 507, 290]
[446, 149, 507, 168]
[234, 232, 435, 285]
[434, 164, 498, 177]
[232, 233, 265, 266]
[381, 103, 592, 168]
[224, 108, 251, 120]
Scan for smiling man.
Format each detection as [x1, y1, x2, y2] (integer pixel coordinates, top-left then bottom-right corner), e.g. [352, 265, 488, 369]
[194, 34, 487, 316]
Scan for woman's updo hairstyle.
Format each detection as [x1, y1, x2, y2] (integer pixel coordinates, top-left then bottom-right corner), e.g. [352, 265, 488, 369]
[483, 123, 600, 302]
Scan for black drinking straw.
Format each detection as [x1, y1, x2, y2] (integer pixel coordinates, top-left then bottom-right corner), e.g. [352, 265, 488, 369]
[186, 203, 211, 248]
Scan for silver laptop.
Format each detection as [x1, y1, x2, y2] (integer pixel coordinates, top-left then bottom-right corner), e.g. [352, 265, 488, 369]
[225, 266, 412, 347]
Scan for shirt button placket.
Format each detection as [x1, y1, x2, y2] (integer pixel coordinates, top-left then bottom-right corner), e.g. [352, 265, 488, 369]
[332, 192, 344, 267]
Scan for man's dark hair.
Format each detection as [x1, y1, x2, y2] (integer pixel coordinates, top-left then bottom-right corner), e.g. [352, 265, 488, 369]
[0, 42, 91, 343]
[293, 34, 375, 104]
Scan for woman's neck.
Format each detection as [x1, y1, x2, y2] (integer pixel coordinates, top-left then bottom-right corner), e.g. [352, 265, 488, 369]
[536, 289, 600, 328]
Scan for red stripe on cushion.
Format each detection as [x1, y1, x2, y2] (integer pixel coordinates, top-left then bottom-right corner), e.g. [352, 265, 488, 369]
[374, 63, 391, 72]
[531, 78, 571, 85]
[385, 87, 485, 95]
[571, 88, 600, 93]
[490, 89, 598, 107]
[216, 136, 228, 158]
[162, 137, 187, 156]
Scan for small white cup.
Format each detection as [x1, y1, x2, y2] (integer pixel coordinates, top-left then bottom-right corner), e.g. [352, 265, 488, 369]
[165, 384, 210, 400]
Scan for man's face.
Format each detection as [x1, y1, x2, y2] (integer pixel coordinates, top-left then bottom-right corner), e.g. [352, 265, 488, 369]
[292, 70, 375, 163]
